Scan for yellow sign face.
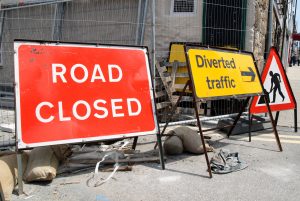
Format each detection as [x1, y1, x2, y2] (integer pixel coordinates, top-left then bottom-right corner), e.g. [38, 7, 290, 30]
[187, 48, 263, 98]
[169, 43, 187, 63]
[168, 43, 190, 92]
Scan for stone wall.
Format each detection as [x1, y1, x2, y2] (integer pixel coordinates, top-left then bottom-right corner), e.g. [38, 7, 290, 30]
[253, 0, 269, 72]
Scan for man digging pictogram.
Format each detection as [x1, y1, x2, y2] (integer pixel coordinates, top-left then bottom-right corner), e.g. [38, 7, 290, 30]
[269, 71, 285, 103]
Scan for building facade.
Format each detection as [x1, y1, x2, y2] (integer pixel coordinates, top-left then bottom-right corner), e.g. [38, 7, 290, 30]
[0, 0, 296, 83]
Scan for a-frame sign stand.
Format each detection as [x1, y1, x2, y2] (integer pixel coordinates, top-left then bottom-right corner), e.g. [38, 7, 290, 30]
[159, 80, 213, 177]
[226, 94, 282, 151]
[159, 44, 283, 178]
[248, 47, 297, 140]
[13, 40, 166, 196]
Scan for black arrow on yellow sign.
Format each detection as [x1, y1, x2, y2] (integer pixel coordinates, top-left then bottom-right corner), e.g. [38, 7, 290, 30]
[241, 67, 255, 82]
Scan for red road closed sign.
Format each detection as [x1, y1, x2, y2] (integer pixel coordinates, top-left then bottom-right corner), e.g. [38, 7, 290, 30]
[14, 41, 158, 149]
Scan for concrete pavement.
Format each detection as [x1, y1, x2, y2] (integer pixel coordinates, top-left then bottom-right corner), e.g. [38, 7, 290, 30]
[277, 65, 300, 128]
[12, 126, 300, 201]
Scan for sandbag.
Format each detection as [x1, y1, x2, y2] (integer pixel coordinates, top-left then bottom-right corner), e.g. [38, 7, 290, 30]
[24, 146, 59, 182]
[168, 127, 213, 154]
[0, 153, 28, 201]
[163, 135, 184, 155]
[51, 145, 72, 162]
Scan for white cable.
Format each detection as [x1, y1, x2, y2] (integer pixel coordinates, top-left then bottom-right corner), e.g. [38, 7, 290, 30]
[94, 164, 119, 186]
[87, 152, 120, 187]
[94, 154, 109, 174]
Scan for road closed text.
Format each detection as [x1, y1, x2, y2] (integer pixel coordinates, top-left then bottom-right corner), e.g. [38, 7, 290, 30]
[35, 63, 142, 123]
[36, 98, 141, 123]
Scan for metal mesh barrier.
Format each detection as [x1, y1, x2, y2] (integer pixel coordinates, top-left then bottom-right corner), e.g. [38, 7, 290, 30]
[153, 0, 256, 123]
[0, 0, 296, 149]
[0, 0, 144, 149]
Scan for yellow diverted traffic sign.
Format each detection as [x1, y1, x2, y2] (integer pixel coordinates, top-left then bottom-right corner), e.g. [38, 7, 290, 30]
[187, 48, 263, 98]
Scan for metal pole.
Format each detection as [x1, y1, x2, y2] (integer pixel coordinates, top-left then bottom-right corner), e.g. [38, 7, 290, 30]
[193, 97, 212, 178]
[132, 137, 138, 150]
[267, 0, 274, 51]
[52, 2, 65, 41]
[135, 0, 142, 45]
[275, 111, 280, 126]
[227, 97, 250, 137]
[248, 109, 252, 142]
[0, 11, 4, 54]
[152, 0, 156, 80]
[264, 95, 283, 151]
[159, 113, 240, 127]
[295, 0, 298, 21]
[147, 6, 164, 169]
[14, 80, 23, 195]
[154, 81, 190, 149]
[184, 47, 212, 178]
[295, 107, 298, 132]
[140, 0, 149, 45]
[0, 0, 71, 11]
[17, 152, 23, 195]
[276, 0, 289, 125]
[280, 1, 288, 58]
[135, 0, 149, 46]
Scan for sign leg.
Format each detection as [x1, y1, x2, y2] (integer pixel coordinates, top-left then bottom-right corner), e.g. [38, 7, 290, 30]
[154, 81, 190, 149]
[294, 108, 298, 133]
[132, 137, 138, 150]
[264, 95, 282, 151]
[194, 109, 212, 178]
[248, 112, 252, 142]
[274, 111, 280, 126]
[17, 152, 24, 195]
[156, 133, 165, 170]
[153, 81, 191, 167]
[191, 96, 212, 178]
[227, 97, 250, 137]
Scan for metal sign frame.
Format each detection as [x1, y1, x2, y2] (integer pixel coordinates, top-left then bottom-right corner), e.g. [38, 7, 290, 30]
[14, 39, 165, 194]
[14, 39, 165, 195]
[187, 44, 282, 177]
[14, 39, 163, 149]
[152, 43, 283, 178]
[161, 43, 282, 178]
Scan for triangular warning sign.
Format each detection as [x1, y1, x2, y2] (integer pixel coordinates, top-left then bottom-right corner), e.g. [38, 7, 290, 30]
[250, 47, 296, 114]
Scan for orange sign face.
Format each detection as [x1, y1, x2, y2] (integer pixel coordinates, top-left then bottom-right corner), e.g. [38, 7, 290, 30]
[14, 41, 157, 149]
